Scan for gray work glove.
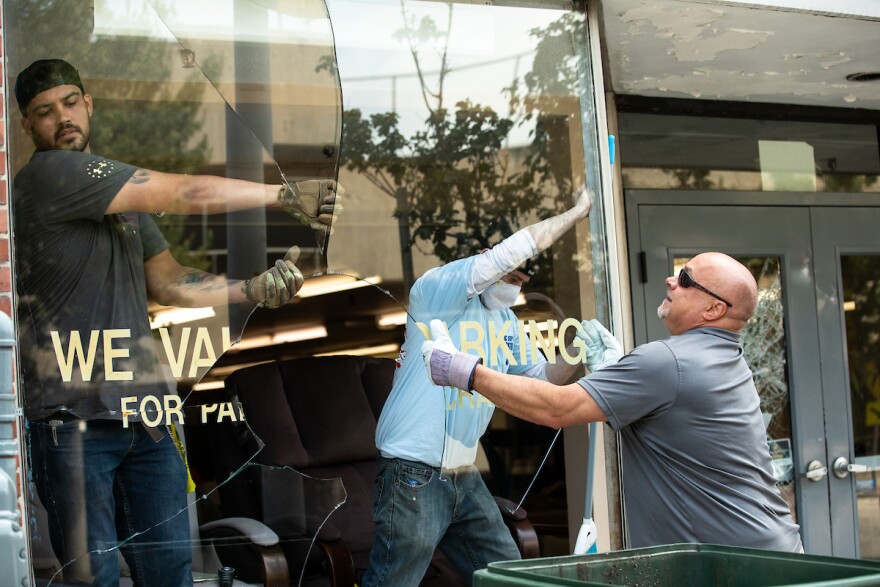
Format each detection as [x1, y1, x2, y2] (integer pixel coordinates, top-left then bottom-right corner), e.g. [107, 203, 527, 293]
[245, 246, 304, 308]
[421, 319, 483, 391]
[578, 319, 623, 372]
[279, 179, 345, 230]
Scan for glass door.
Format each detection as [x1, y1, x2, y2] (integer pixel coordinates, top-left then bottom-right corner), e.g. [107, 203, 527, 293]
[812, 208, 880, 560]
[629, 203, 830, 552]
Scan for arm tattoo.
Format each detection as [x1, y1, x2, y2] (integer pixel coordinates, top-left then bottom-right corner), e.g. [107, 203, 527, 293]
[177, 270, 228, 292]
[128, 169, 151, 185]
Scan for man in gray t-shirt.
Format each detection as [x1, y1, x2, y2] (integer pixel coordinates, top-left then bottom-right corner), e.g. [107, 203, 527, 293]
[423, 252, 802, 553]
[13, 59, 341, 586]
[579, 327, 799, 549]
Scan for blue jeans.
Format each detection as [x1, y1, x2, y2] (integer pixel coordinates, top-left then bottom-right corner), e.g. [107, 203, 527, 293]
[29, 419, 191, 586]
[362, 457, 520, 587]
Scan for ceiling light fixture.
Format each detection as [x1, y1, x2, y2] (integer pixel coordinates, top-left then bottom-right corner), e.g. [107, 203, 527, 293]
[297, 274, 382, 298]
[376, 310, 408, 328]
[271, 325, 328, 344]
[191, 380, 226, 392]
[316, 343, 400, 357]
[523, 319, 558, 334]
[227, 325, 329, 352]
[150, 306, 216, 329]
[228, 334, 273, 352]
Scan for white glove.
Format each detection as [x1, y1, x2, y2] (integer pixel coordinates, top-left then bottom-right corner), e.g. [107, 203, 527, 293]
[578, 319, 623, 372]
[245, 246, 304, 308]
[279, 179, 345, 230]
[421, 319, 482, 390]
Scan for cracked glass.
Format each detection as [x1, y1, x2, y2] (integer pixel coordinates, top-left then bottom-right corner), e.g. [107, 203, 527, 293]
[6, 0, 607, 584]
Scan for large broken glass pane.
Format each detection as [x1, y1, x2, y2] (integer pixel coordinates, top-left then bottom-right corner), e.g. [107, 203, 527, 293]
[326, 0, 602, 560]
[7, 0, 345, 584]
[146, 0, 344, 274]
[6, 0, 607, 584]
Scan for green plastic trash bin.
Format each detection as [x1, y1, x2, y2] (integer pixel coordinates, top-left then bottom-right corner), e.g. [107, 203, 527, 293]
[472, 544, 880, 586]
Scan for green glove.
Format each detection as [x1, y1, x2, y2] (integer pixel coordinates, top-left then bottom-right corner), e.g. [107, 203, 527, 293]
[279, 179, 345, 230]
[245, 246, 304, 308]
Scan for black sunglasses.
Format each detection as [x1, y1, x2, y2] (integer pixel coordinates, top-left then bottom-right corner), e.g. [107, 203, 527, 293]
[678, 268, 733, 308]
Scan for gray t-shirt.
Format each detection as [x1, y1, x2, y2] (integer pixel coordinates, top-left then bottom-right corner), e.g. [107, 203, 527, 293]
[578, 327, 802, 551]
[13, 150, 173, 421]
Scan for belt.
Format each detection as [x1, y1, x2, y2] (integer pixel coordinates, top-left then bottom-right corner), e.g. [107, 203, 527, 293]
[39, 411, 80, 424]
[35, 412, 163, 442]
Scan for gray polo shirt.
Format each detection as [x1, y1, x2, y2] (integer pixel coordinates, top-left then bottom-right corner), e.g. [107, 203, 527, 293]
[578, 327, 802, 551]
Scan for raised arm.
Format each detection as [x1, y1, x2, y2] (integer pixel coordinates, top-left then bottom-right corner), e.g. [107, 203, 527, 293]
[525, 184, 590, 251]
[469, 185, 591, 295]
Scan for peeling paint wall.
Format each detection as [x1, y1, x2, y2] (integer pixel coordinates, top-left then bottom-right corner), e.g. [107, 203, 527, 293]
[603, 0, 880, 108]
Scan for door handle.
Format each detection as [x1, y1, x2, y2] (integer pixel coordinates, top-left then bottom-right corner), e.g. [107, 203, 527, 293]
[805, 460, 828, 482]
[832, 457, 868, 479]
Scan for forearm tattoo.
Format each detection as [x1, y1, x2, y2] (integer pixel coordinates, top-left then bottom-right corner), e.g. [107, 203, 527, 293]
[177, 270, 229, 292]
[128, 169, 151, 185]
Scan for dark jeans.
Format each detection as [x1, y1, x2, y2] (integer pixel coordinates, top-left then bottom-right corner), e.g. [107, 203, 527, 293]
[29, 419, 191, 586]
[362, 457, 520, 587]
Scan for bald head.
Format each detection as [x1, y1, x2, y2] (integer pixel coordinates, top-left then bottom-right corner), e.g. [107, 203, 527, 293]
[690, 252, 758, 326]
[658, 252, 759, 335]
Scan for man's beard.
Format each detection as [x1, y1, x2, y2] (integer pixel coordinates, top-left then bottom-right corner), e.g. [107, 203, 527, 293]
[39, 124, 89, 152]
[657, 303, 669, 319]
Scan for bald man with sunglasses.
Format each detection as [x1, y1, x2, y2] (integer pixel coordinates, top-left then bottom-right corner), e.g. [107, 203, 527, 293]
[423, 252, 804, 552]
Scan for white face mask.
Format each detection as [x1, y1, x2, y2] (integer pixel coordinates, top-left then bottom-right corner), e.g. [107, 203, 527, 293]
[481, 281, 521, 310]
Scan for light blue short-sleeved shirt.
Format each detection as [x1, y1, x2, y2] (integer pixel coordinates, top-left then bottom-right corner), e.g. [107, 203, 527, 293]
[376, 256, 545, 468]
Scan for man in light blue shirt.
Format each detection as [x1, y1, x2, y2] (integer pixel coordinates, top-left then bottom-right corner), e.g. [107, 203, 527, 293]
[363, 187, 591, 586]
